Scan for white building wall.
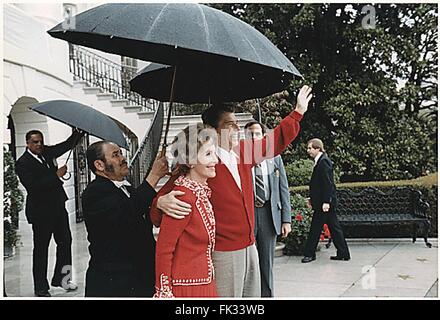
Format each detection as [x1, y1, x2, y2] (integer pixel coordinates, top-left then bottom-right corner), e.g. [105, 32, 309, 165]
[3, 3, 148, 220]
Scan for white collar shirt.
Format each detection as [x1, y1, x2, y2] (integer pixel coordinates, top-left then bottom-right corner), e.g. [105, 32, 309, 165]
[314, 152, 323, 166]
[112, 179, 131, 198]
[27, 149, 49, 168]
[216, 146, 241, 191]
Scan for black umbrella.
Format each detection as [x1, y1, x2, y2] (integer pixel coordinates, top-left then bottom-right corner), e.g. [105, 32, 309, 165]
[129, 62, 293, 104]
[48, 3, 302, 146]
[30, 100, 128, 149]
[48, 3, 301, 78]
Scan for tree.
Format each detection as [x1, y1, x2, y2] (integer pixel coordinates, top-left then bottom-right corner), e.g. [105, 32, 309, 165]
[211, 3, 437, 181]
[4, 148, 23, 250]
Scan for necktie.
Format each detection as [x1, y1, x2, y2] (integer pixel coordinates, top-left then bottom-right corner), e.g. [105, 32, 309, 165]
[254, 163, 266, 204]
[37, 155, 49, 168]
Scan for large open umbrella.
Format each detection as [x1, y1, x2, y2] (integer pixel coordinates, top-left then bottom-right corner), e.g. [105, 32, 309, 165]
[48, 3, 301, 78]
[48, 3, 302, 146]
[129, 62, 292, 104]
[30, 100, 128, 149]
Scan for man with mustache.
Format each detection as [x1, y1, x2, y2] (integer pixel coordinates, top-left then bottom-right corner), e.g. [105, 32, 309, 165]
[82, 141, 168, 297]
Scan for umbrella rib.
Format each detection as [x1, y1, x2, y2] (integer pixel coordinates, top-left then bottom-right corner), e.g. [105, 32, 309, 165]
[242, 35, 261, 64]
[145, 3, 171, 42]
[197, 4, 211, 51]
[236, 19, 284, 69]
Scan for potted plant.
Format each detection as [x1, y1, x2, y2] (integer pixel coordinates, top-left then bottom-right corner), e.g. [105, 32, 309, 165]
[3, 147, 23, 257]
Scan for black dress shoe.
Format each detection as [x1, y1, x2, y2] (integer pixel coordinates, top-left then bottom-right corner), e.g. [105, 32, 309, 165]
[330, 255, 350, 261]
[51, 281, 78, 291]
[34, 290, 51, 297]
[301, 256, 316, 263]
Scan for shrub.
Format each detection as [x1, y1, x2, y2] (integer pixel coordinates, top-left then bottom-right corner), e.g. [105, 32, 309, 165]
[284, 159, 314, 187]
[284, 158, 341, 187]
[282, 193, 315, 256]
[3, 148, 23, 248]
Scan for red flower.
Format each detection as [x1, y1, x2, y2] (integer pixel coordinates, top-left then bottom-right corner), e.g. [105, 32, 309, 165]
[323, 224, 331, 238]
[295, 214, 303, 222]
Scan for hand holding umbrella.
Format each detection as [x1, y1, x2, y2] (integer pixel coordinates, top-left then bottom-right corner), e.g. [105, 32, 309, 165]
[59, 128, 86, 180]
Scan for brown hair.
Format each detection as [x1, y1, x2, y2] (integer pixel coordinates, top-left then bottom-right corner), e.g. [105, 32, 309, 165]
[201, 102, 235, 129]
[244, 120, 267, 135]
[307, 138, 325, 152]
[170, 123, 217, 174]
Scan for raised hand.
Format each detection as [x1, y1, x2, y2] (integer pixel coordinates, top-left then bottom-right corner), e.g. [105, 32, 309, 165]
[294, 85, 313, 115]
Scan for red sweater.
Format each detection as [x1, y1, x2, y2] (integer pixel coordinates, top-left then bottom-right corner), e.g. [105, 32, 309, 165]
[151, 110, 303, 251]
[154, 176, 216, 297]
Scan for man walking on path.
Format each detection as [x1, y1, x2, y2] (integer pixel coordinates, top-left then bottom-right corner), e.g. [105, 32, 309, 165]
[302, 138, 350, 263]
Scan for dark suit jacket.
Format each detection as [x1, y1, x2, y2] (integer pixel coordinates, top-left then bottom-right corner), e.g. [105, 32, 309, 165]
[82, 175, 157, 297]
[309, 153, 337, 212]
[15, 133, 80, 224]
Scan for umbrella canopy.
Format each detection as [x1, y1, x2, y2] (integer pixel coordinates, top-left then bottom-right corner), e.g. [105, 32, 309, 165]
[48, 3, 303, 147]
[30, 100, 128, 149]
[48, 3, 301, 89]
[129, 62, 291, 104]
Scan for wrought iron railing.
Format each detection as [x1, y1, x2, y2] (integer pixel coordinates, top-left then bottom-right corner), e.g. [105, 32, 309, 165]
[69, 45, 218, 117]
[69, 44, 160, 113]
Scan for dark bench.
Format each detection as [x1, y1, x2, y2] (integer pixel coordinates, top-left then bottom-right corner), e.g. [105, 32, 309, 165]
[326, 187, 432, 248]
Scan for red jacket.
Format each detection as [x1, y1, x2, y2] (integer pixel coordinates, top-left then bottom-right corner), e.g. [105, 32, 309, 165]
[151, 110, 303, 251]
[154, 176, 215, 297]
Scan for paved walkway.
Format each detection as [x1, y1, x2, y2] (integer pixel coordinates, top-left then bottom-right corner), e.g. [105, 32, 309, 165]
[274, 239, 438, 298]
[3, 219, 438, 298]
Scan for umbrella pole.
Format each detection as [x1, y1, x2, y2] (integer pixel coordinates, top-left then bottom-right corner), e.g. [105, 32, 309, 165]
[64, 148, 75, 166]
[61, 130, 82, 180]
[161, 66, 177, 156]
[60, 148, 75, 181]
[256, 98, 262, 123]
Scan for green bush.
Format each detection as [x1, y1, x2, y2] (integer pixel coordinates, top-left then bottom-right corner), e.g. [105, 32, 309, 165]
[284, 159, 314, 187]
[284, 158, 341, 187]
[291, 173, 438, 238]
[3, 148, 23, 248]
[282, 193, 316, 256]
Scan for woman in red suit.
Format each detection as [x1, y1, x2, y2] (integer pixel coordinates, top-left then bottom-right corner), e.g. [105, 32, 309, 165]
[153, 124, 218, 298]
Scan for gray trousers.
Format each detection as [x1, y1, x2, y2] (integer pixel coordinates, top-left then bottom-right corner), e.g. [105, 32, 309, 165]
[212, 244, 261, 297]
[254, 203, 277, 297]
